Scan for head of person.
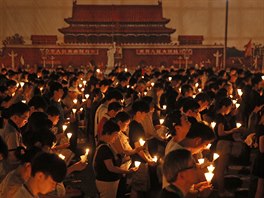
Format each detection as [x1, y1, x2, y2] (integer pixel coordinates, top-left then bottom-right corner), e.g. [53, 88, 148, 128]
[181, 84, 193, 98]
[184, 122, 215, 154]
[115, 111, 131, 132]
[101, 119, 120, 144]
[132, 100, 150, 121]
[49, 82, 64, 99]
[30, 152, 67, 194]
[215, 97, 233, 115]
[107, 101, 123, 118]
[46, 105, 60, 126]
[67, 87, 79, 99]
[99, 79, 110, 93]
[28, 96, 48, 114]
[104, 89, 123, 103]
[195, 92, 211, 112]
[163, 149, 198, 187]
[9, 102, 30, 128]
[164, 110, 191, 142]
[6, 80, 17, 95]
[142, 96, 155, 112]
[182, 98, 200, 119]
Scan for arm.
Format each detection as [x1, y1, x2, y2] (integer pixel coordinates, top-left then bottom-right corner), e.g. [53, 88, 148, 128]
[104, 159, 132, 174]
[217, 123, 235, 136]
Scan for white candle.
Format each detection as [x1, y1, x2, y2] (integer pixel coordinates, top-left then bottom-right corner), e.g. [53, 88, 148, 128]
[72, 108, 77, 114]
[80, 107, 83, 112]
[236, 122, 242, 128]
[206, 143, 212, 149]
[124, 68, 128, 72]
[21, 100, 26, 103]
[262, 76, 264, 80]
[82, 99, 86, 102]
[67, 133, 72, 139]
[237, 89, 243, 97]
[198, 158, 205, 165]
[232, 99, 237, 105]
[62, 125, 67, 132]
[195, 83, 199, 88]
[80, 155, 86, 163]
[168, 77, 172, 81]
[151, 82, 155, 87]
[198, 88, 202, 93]
[135, 161, 141, 168]
[153, 156, 158, 162]
[58, 154, 65, 160]
[127, 85, 130, 88]
[139, 138, 145, 146]
[204, 172, 214, 183]
[144, 91, 147, 96]
[207, 165, 215, 172]
[211, 122, 216, 129]
[20, 82, 25, 87]
[236, 103, 240, 109]
[159, 118, 165, 124]
[163, 105, 167, 110]
[73, 99, 78, 104]
[96, 69, 100, 73]
[213, 153, 220, 161]
[85, 94, 89, 99]
[85, 148, 89, 156]
[78, 84, 82, 88]
[83, 80, 87, 86]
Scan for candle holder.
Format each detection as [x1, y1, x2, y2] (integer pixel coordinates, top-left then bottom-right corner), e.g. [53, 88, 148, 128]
[204, 172, 214, 183]
[135, 161, 141, 168]
[58, 154, 65, 160]
[139, 138, 145, 146]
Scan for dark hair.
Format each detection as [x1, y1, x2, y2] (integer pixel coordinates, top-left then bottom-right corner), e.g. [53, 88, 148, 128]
[47, 105, 60, 117]
[105, 89, 123, 101]
[163, 149, 192, 183]
[195, 93, 210, 103]
[49, 82, 63, 96]
[132, 100, 150, 114]
[9, 102, 29, 117]
[115, 111, 131, 123]
[182, 98, 200, 113]
[28, 96, 48, 111]
[186, 122, 215, 141]
[181, 84, 193, 96]
[164, 110, 182, 134]
[215, 97, 232, 111]
[15, 146, 42, 164]
[108, 102, 122, 112]
[31, 152, 67, 183]
[102, 119, 120, 136]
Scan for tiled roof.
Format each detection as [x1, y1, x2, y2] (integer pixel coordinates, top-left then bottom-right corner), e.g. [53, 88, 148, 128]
[59, 25, 175, 34]
[66, 3, 169, 23]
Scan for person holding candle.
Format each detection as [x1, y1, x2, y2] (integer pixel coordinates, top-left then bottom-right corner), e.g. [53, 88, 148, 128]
[128, 100, 156, 197]
[93, 119, 137, 198]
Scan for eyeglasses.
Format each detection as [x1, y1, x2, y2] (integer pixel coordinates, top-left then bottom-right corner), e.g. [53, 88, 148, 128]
[178, 163, 197, 173]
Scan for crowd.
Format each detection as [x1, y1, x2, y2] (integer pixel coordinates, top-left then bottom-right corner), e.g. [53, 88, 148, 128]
[0, 65, 263, 198]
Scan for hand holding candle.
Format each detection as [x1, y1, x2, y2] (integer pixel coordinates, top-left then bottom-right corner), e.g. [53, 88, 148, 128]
[159, 118, 165, 124]
[204, 172, 214, 183]
[210, 122, 216, 129]
[80, 148, 89, 163]
[58, 154, 65, 160]
[135, 161, 141, 168]
[152, 156, 158, 163]
[236, 122, 242, 128]
[198, 158, 205, 165]
[67, 133, 72, 140]
[207, 165, 215, 172]
[213, 153, 219, 161]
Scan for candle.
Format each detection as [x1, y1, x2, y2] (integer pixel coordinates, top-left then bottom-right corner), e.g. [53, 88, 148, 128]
[159, 118, 165, 124]
[195, 83, 199, 88]
[127, 85, 130, 88]
[62, 125, 67, 132]
[72, 108, 77, 114]
[235, 103, 240, 108]
[232, 99, 237, 105]
[21, 100, 26, 103]
[162, 105, 167, 110]
[230, 95, 233, 98]
[20, 82, 25, 87]
[165, 132, 172, 139]
[124, 68, 128, 72]
[73, 99, 78, 104]
[151, 82, 155, 87]
[85, 148, 89, 156]
[58, 154, 65, 160]
[206, 143, 212, 149]
[198, 88, 202, 93]
[168, 77, 172, 81]
[81, 88, 85, 92]
[213, 153, 220, 161]
[236, 122, 242, 128]
[262, 76, 264, 80]
[135, 161, 141, 168]
[80, 107, 83, 112]
[67, 133, 72, 139]
[78, 84, 82, 88]
[204, 172, 214, 183]
[198, 158, 205, 165]
[139, 138, 145, 146]
[237, 89, 243, 97]
[80, 148, 89, 163]
[144, 91, 147, 96]
[153, 156, 158, 163]
[142, 76, 144, 79]
[207, 165, 215, 172]
[85, 94, 89, 99]
[83, 80, 87, 86]
[96, 69, 101, 73]
[211, 122, 216, 129]
[82, 99, 86, 102]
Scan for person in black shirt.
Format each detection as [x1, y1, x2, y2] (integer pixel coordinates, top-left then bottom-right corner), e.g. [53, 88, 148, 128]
[93, 119, 137, 198]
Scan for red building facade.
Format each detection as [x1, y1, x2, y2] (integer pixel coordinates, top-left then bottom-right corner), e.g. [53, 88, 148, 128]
[0, 2, 224, 70]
